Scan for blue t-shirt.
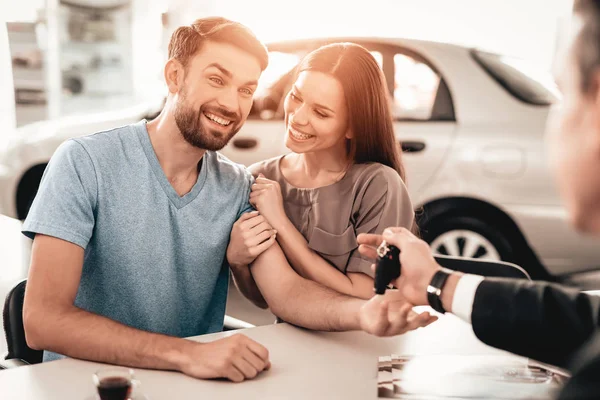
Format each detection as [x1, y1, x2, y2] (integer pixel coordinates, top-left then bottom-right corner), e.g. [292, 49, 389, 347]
[22, 120, 253, 362]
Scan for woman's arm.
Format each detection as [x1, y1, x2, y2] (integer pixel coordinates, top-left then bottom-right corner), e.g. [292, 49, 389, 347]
[249, 175, 376, 299]
[275, 217, 375, 299]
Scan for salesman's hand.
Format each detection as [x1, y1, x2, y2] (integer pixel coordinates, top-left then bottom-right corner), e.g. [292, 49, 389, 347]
[358, 294, 437, 337]
[357, 227, 442, 306]
[227, 211, 277, 268]
[180, 334, 271, 382]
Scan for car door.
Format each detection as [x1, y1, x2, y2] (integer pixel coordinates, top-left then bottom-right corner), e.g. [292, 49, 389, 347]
[381, 45, 458, 200]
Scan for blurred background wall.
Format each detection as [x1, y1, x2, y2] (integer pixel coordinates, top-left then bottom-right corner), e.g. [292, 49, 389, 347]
[0, 0, 574, 127]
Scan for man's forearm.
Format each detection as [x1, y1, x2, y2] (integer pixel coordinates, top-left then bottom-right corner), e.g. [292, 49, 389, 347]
[278, 277, 364, 331]
[230, 263, 269, 309]
[26, 305, 192, 369]
[251, 243, 364, 331]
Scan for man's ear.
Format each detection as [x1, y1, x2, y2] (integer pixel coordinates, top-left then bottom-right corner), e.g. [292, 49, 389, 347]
[164, 59, 184, 94]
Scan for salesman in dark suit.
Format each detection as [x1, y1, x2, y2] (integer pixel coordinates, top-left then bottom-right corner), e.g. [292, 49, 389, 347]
[358, 0, 600, 398]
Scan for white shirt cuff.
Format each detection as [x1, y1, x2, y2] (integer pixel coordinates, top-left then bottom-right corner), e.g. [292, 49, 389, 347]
[450, 274, 485, 323]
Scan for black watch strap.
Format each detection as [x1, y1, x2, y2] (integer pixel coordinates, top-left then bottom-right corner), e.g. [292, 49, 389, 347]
[427, 269, 452, 314]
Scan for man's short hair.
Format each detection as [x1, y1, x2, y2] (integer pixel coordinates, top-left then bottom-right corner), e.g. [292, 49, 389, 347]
[573, 0, 600, 92]
[167, 17, 269, 71]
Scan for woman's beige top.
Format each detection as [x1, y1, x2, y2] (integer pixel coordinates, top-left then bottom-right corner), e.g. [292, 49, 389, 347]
[250, 156, 414, 277]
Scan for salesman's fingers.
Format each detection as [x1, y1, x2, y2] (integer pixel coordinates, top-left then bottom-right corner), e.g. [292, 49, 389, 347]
[382, 227, 405, 234]
[356, 233, 384, 247]
[382, 227, 418, 249]
[358, 244, 378, 260]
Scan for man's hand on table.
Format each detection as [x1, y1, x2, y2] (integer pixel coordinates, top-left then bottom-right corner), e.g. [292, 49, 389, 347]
[179, 334, 271, 382]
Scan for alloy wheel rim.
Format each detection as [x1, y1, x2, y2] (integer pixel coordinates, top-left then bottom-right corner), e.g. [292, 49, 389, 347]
[430, 230, 501, 260]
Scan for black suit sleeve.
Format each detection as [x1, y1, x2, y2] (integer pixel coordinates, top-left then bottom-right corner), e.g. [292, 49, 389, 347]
[557, 333, 600, 399]
[471, 278, 600, 369]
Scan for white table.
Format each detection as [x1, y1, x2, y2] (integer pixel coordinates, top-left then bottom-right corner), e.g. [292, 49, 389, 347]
[0, 313, 520, 400]
[0, 214, 30, 284]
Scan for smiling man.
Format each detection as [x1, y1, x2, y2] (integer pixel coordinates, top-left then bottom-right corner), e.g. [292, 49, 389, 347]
[21, 17, 431, 383]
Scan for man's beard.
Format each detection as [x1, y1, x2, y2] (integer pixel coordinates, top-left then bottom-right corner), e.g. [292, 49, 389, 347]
[174, 95, 241, 151]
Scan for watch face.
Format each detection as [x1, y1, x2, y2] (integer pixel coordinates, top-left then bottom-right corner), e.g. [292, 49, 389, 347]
[427, 285, 442, 296]
[377, 240, 390, 258]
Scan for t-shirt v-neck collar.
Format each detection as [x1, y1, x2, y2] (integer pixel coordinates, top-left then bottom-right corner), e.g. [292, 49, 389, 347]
[133, 120, 208, 209]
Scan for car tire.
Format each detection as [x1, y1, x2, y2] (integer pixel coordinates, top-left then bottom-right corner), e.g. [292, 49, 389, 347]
[420, 215, 515, 262]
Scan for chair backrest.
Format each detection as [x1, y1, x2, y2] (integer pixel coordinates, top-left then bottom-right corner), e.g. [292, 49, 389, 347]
[3, 280, 43, 364]
[434, 255, 531, 280]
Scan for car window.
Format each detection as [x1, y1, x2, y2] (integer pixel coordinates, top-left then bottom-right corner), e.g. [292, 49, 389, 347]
[393, 53, 441, 120]
[471, 49, 559, 106]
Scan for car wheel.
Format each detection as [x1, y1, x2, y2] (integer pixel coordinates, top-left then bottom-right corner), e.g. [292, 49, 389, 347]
[421, 215, 515, 262]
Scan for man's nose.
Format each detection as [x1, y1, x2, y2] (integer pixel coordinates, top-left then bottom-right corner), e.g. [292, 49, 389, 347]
[216, 87, 239, 114]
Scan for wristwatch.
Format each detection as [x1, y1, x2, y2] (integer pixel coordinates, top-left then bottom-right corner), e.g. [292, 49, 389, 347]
[426, 268, 453, 314]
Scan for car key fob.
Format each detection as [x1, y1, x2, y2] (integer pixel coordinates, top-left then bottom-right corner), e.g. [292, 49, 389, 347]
[374, 240, 401, 295]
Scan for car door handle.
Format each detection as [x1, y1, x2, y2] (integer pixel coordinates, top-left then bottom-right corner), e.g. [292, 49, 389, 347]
[401, 141, 426, 153]
[232, 138, 258, 150]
